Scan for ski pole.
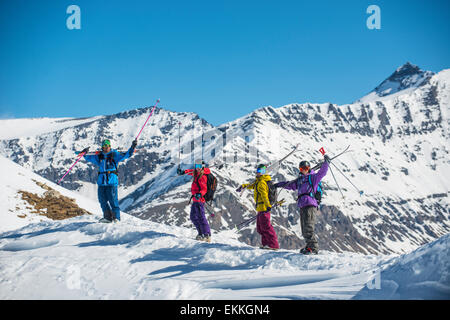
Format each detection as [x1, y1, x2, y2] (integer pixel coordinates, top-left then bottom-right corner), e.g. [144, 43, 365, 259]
[330, 161, 364, 196]
[57, 152, 86, 185]
[178, 121, 182, 170]
[329, 165, 345, 200]
[204, 202, 216, 217]
[318, 147, 345, 200]
[135, 99, 160, 140]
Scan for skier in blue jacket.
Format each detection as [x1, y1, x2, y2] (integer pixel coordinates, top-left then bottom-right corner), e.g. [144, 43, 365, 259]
[80, 139, 137, 223]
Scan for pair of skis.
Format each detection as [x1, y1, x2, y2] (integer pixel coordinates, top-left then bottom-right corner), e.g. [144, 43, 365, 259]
[75, 149, 141, 156]
[234, 199, 286, 231]
[239, 143, 300, 197]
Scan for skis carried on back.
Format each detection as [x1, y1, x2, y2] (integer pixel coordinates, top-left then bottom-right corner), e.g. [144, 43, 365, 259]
[267, 143, 300, 173]
[239, 144, 299, 197]
[310, 145, 350, 171]
[75, 149, 140, 156]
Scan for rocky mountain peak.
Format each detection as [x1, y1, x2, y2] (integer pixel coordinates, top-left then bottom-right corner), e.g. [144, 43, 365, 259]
[373, 62, 434, 97]
[357, 62, 435, 103]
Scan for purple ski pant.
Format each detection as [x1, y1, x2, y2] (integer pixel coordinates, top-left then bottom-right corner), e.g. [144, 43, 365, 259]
[190, 202, 211, 236]
[257, 211, 279, 249]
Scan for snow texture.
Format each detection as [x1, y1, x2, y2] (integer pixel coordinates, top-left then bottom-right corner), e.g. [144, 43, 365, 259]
[0, 154, 448, 299]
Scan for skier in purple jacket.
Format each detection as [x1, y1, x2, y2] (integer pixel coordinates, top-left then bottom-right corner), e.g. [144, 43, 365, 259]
[274, 155, 330, 254]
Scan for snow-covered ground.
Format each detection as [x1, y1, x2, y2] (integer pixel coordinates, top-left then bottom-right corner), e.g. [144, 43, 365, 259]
[1, 213, 448, 300]
[0, 213, 387, 299]
[355, 233, 450, 300]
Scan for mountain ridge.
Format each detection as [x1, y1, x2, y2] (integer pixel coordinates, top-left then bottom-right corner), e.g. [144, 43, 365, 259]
[1, 63, 449, 255]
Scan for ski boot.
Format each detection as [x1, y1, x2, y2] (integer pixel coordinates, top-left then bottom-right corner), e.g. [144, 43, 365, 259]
[259, 245, 278, 250]
[300, 247, 318, 255]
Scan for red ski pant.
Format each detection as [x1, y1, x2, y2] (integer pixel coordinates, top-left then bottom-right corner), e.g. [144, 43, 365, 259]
[256, 210, 279, 249]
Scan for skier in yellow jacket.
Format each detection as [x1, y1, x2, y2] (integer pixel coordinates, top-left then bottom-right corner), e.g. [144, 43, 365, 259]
[238, 164, 279, 249]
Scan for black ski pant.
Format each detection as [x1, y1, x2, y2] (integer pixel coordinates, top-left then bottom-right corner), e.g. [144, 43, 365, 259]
[300, 205, 318, 251]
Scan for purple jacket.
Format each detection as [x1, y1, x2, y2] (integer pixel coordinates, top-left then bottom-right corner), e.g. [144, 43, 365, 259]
[274, 161, 329, 208]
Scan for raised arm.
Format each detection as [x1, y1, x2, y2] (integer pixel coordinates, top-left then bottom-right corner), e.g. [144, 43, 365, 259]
[310, 157, 329, 187]
[114, 140, 137, 163]
[273, 179, 298, 191]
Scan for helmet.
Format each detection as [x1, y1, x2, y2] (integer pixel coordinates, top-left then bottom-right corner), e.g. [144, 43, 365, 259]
[299, 160, 310, 168]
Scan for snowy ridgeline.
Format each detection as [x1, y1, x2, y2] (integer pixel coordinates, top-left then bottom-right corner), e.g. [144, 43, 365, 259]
[0, 213, 449, 300]
[0, 130, 449, 300]
[0, 63, 448, 255]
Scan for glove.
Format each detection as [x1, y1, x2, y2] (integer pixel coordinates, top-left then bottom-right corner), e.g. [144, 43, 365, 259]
[324, 155, 331, 163]
[236, 185, 243, 192]
[267, 206, 272, 212]
[194, 193, 202, 200]
[81, 147, 90, 154]
[131, 139, 138, 149]
[177, 167, 184, 175]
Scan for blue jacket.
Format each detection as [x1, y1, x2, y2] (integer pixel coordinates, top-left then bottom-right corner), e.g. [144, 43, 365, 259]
[83, 147, 134, 186]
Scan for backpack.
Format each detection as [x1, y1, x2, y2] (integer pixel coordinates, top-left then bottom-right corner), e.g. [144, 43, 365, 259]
[194, 170, 218, 203]
[297, 175, 323, 205]
[256, 180, 278, 207]
[266, 180, 278, 205]
[204, 172, 217, 203]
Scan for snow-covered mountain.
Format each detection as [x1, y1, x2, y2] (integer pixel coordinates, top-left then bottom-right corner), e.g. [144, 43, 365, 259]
[357, 62, 435, 103]
[1, 63, 449, 255]
[1, 154, 448, 300]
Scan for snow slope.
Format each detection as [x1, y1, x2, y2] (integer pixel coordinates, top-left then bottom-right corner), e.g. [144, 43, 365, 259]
[0, 154, 102, 232]
[0, 214, 391, 299]
[1, 213, 448, 299]
[354, 233, 450, 299]
[0, 116, 102, 140]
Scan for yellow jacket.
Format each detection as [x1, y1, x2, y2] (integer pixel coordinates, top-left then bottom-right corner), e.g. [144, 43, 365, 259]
[242, 174, 272, 212]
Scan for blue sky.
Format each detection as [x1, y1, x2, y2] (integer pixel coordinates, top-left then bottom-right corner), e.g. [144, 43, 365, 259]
[0, 0, 449, 125]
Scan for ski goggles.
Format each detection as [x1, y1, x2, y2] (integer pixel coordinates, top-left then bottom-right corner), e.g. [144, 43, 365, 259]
[194, 164, 203, 169]
[299, 166, 310, 173]
[256, 167, 266, 174]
